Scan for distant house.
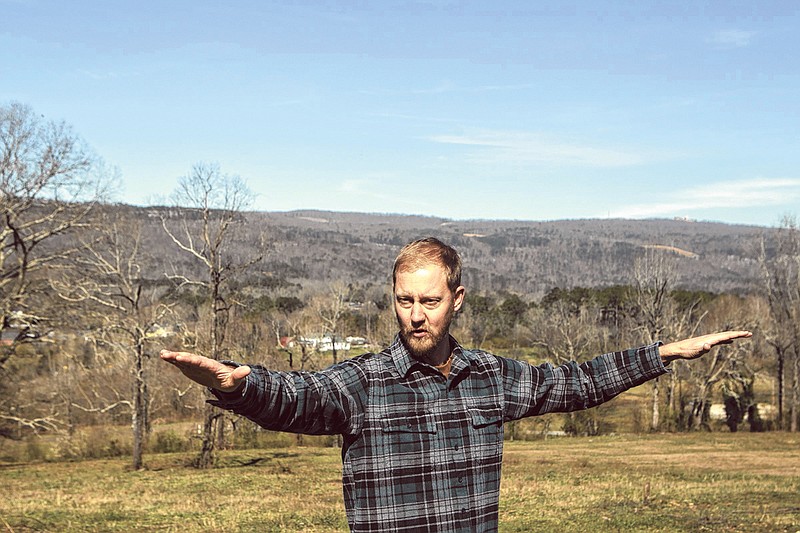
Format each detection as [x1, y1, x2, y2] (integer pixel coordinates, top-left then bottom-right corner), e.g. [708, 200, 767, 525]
[318, 337, 351, 352]
[0, 328, 19, 346]
[0, 327, 37, 346]
[279, 336, 296, 349]
[297, 335, 351, 352]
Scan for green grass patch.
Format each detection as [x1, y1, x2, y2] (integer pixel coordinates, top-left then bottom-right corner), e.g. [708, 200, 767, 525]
[1, 433, 797, 532]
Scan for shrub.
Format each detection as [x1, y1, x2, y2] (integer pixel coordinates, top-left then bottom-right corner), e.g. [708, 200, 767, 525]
[151, 430, 191, 454]
[562, 410, 614, 437]
[24, 437, 51, 462]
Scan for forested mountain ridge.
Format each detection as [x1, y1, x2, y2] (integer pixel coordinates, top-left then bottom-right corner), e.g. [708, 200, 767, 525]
[135, 205, 769, 297]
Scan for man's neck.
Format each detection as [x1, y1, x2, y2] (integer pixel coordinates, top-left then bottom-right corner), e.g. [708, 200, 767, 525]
[430, 353, 454, 376]
[424, 336, 453, 367]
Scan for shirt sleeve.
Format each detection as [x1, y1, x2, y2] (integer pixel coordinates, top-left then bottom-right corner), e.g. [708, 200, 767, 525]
[498, 343, 668, 422]
[207, 359, 368, 437]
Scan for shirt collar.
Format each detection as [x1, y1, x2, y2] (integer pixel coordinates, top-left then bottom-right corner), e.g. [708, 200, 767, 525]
[388, 334, 471, 378]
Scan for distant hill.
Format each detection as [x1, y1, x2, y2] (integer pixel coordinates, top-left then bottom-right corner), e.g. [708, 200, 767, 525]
[128, 206, 772, 298]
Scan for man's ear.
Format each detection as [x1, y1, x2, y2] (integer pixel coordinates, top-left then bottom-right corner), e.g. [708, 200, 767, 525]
[453, 286, 466, 312]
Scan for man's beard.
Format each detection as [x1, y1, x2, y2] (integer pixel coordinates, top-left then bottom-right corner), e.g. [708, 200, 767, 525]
[398, 309, 454, 362]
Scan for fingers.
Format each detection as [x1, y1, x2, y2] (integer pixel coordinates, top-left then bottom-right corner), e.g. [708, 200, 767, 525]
[160, 350, 214, 370]
[160, 349, 201, 365]
[159, 349, 179, 361]
[708, 331, 752, 347]
[698, 331, 752, 352]
[719, 331, 752, 340]
[660, 330, 753, 363]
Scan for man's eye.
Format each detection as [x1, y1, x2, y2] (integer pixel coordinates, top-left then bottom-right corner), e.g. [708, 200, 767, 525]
[424, 300, 440, 309]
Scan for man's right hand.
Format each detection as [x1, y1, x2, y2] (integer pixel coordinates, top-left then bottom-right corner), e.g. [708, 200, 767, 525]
[160, 350, 251, 393]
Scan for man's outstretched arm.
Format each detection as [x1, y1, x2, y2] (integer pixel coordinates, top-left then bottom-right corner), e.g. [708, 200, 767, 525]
[499, 330, 753, 420]
[160, 349, 368, 436]
[659, 330, 753, 364]
[160, 350, 251, 393]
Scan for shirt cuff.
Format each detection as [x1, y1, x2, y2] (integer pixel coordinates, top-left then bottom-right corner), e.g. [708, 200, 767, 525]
[651, 341, 671, 373]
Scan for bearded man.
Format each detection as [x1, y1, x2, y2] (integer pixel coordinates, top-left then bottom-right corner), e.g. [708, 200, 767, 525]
[161, 237, 751, 533]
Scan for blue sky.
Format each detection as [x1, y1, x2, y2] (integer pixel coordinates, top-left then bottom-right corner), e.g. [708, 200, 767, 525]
[2, 1, 799, 227]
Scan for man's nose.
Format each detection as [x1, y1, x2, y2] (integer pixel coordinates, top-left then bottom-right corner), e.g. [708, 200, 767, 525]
[410, 302, 425, 323]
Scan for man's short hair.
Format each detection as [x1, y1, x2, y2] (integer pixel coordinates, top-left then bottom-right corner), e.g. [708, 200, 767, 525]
[393, 237, 462, 292]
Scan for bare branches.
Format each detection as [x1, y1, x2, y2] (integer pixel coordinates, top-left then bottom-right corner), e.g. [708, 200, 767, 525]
[70, 400, 133, 414]
[161, 162, 260, 468]
[632, 249, 679, 343]
[759, 217, 800, 431]
[0, 413, 64, 433]
[163, 162, 254, 273]
[534, 301, 604, 365]
[0, 103, 113, 350]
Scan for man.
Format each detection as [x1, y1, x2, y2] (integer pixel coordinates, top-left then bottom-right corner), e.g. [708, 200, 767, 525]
[161, 237, 751, 533]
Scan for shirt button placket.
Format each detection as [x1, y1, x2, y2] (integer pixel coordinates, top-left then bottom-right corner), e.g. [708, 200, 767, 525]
[452, 437, 467, 501]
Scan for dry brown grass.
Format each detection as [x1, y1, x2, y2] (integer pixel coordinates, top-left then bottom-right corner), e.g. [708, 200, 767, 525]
[500, 432, 799, 532]
[1, 432, 798, 532]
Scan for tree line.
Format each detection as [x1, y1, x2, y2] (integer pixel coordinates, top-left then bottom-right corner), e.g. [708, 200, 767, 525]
[2, 103, 798, 472]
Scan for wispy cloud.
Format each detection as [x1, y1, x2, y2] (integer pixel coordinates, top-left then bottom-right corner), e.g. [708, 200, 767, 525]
[78, 68, 142, 80]
[368, 111, 458, 124]
[609, 178, 800, 219]
[338, 177, 438, 212]
[360, 82, 536, 96]
[429, 130, 646, 168]
[339, 179, 375, 195]
[411, 82, 537, 95]
[708, 29, 757, 49]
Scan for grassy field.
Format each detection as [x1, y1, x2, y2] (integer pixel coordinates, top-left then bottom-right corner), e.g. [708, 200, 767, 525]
[2, 432, 798, 532]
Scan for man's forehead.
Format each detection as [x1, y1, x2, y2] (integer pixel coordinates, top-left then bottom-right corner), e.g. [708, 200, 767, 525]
[394, 264, 449, 291]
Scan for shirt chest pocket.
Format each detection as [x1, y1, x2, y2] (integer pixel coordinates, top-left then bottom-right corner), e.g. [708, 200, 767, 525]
[381, 412, 438, 458]
[468, 405, 504, 452]
[469, 407, 503, 429]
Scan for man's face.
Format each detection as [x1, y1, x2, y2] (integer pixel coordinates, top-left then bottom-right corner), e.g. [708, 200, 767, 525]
[394, 262, 465, 362]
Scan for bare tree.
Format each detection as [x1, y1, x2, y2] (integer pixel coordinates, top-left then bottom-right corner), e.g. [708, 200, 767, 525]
[52, 213, 173, 468]
[760, 217, 800, 431]
[0, 102, 112, 435]
[629, 249, 706, 431]
[533, 301, 606, 365]
[630, 250, 677, 430]
[530, 300, 610, 437]
[683, 294, 755, 430]
[314, 281, 349, 364]
[161, 162, 259, 467]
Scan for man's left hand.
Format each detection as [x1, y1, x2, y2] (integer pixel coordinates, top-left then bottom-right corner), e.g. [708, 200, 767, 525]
[659, 330, 752, 364]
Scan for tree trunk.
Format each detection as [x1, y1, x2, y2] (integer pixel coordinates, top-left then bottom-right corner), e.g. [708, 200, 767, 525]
[650, 378, 660, 431]
[195, 407, 218, 468]
[131, 344, 148, 470]
[196, 281, 229, 466]
[216, 415, 226, 450]
[690, 383, 712, 431]
[777, 348, 785, 430]
[792, 352, 799, 432]
[666, 370, 678, 430]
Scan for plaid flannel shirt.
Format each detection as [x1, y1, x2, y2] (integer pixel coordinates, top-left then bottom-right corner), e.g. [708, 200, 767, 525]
[210, 335, 667, 532]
